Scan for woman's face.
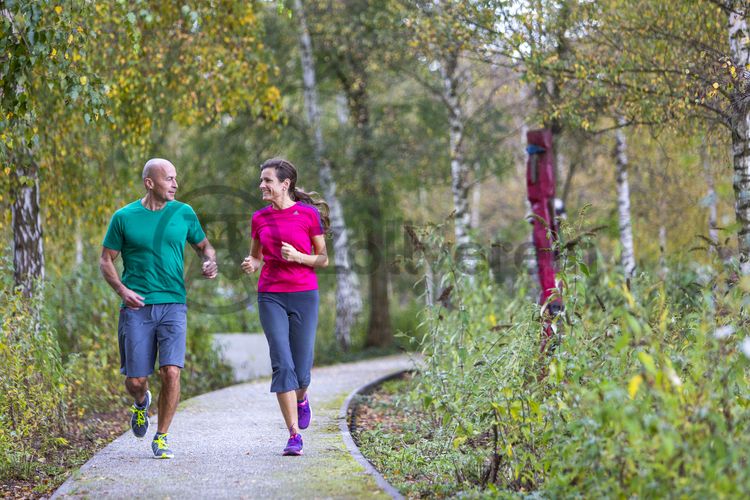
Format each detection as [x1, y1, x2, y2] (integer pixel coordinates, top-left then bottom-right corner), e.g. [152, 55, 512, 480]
[259, 167, 290, 204]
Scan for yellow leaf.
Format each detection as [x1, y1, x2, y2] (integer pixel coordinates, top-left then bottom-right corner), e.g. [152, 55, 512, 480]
[50, 48, 57, 58]
[622, 284, 635, 308]
[452, 436, 467, 449]
[54, 5, 62, 14]
[628, 374, 643, 399]
[79, 76, 88, 86]
[488, 313, 497, 327]
[67, 34, 73, 44]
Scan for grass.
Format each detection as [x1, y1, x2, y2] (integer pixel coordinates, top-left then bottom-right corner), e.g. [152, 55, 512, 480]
[351, 373, 479, 499]
[0, 410, 127, 499]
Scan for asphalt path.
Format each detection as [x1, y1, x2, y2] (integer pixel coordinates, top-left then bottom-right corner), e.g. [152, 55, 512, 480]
[52, 354, 414, 499]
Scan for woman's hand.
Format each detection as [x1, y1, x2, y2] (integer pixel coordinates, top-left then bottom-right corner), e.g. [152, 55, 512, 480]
[241, 255, 262, 274]
[281, 242, 304, 264]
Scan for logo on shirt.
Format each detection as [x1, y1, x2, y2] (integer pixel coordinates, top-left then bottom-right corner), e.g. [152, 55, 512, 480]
[293, 210, 299, 215]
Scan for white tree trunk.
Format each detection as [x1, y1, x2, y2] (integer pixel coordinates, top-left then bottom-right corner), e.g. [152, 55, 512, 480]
[439, 53, 472, 251]
[335, 93, 349, 125]
[295, 0, 362, 349]
[471, 179, 481, 229]
[416, 187, 435, 306]
[728, 9, 750, 274]
[700, 139, 719, 252]
[424, 260, 434, 307]
[658, 225, 668, 280]
[75, 218, 84, 267]
[12, 159, 45, 297]
[615, 119, 636, 277]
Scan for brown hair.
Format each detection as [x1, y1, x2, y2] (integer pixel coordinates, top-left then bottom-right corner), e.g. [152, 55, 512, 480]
[260, 158, 330, 232]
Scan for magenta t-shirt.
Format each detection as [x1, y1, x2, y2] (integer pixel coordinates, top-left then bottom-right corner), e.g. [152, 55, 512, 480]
[251, 202, 325, 292]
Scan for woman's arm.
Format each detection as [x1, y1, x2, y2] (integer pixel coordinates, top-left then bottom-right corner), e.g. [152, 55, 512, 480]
[241, 238, 264, 273]
[281, 235, 328, 268]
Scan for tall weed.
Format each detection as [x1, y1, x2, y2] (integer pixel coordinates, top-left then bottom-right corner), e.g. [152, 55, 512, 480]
[403, 220, 750, 496]
[0, 287, 70, 479]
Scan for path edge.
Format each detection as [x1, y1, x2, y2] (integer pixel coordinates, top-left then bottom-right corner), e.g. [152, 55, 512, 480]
[338, 369, 410, 500]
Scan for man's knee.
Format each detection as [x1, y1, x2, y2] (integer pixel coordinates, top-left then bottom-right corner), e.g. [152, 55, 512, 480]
[126, 376, 148, 391]
[159, 365, 181, 385]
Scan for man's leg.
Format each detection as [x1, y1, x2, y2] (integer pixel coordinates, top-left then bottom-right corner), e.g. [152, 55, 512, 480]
[125, 377, 149, 405]
[156, 365, 181, 433]
[151, 303, 187, 458]
[118, 306, 157, 439]
[154, 303, 188, 433]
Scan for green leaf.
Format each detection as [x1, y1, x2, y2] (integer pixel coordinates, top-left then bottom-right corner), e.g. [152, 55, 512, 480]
[614, 333, 631, 352]
[638, 351, 656, 375]
[580, 262, 590, 277]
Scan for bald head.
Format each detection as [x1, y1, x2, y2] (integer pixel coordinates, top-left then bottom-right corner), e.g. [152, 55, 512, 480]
[142, 158, 175, 181]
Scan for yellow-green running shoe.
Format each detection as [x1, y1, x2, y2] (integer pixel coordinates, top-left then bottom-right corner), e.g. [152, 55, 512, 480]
[129, 390, 151, 438]
[152, 432, 174, 459]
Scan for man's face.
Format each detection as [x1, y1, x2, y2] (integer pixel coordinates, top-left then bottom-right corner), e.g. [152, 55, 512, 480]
[148, 164, 177, 201]
[148, 164, 178, 202]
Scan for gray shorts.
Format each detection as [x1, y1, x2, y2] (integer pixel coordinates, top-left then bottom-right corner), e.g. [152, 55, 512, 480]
[118, 303, 187, 378]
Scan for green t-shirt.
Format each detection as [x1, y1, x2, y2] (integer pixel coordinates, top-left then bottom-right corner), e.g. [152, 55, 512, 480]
[103, 200, 206, 305]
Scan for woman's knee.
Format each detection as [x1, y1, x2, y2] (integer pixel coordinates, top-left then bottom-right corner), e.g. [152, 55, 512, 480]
[272, 366, 300, 392]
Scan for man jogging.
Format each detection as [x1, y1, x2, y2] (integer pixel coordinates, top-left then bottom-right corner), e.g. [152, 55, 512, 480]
[100, 158, 217, 459]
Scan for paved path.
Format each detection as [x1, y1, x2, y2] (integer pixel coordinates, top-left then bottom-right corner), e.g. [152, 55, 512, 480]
[53, 354, 414, 499]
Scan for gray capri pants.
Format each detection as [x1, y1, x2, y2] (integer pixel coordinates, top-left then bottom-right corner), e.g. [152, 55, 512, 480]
[257, 290, 319, 393]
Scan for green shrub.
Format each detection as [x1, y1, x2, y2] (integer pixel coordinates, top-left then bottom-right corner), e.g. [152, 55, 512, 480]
[44, 267, 123, 412]
[0, 287, 70, 480]
[45, 265, 235, 405]
[370, 220, 750, 497]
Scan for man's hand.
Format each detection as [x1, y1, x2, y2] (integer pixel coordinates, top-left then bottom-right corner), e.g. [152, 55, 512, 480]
[202, 259, 218, 279]
[119, 287, 145, 309]
[241, 255, 262, 274]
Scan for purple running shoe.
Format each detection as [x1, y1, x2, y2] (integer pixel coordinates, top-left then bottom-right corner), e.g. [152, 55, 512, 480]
[297, 395, 312, 430]
[283, 433, 304, 456]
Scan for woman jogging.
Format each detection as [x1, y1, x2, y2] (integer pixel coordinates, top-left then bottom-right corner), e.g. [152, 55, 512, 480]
[241, 158, 329, 456]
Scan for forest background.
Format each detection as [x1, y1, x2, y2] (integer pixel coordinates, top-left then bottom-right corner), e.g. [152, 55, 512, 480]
[2, 0, 750, 496]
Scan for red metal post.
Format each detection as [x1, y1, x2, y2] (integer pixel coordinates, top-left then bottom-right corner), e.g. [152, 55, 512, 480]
[526, 129, 563, 350]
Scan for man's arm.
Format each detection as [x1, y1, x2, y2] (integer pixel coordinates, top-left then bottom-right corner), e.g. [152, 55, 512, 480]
[99, 247, 145, 308]
[191, 238, 218, 279]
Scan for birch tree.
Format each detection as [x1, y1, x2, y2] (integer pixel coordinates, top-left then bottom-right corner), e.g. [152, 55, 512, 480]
[1, 1, 104, 296]
[502, 0, 750, 273]
[293, 0, 362, 350]
[399, 1, 485, 250]
[441, 48, 472, 249]
[305, 0, 394, 347]
[614, 119, 636, 277]
[726, 3, 750, 273]
[701, 139, 720, 253]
